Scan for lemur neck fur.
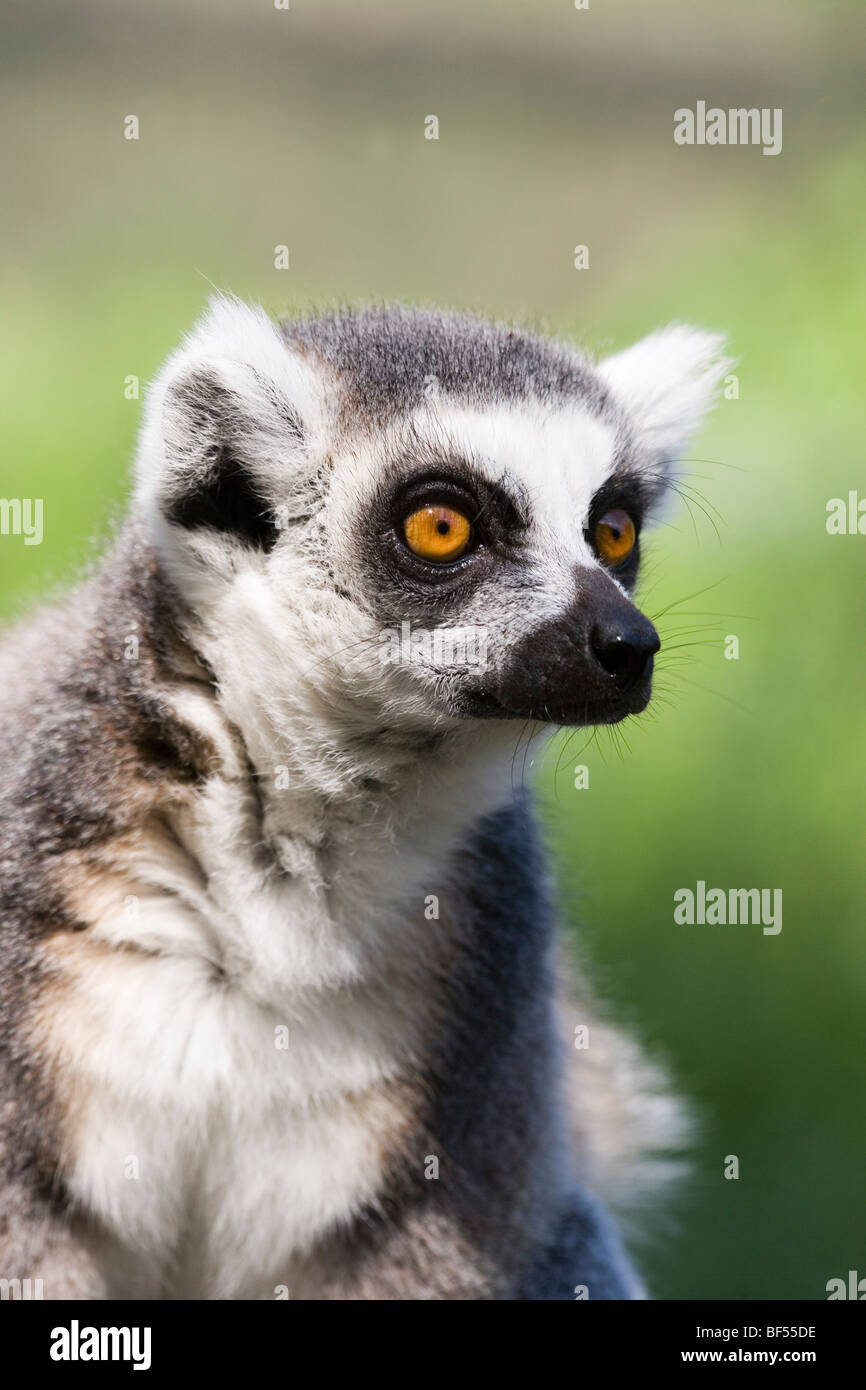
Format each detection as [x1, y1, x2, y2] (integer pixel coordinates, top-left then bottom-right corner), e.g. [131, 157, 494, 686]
[108, 539, 545, 1007]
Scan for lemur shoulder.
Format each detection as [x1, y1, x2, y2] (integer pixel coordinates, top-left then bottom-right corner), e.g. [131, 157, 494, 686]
[0, 299, 727, 1299]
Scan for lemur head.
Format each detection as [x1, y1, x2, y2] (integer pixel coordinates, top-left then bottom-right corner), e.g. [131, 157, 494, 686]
[135, 297, 727, 754]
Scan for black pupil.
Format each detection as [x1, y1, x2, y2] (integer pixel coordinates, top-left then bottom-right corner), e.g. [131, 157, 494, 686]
[437, 519, 450, 534]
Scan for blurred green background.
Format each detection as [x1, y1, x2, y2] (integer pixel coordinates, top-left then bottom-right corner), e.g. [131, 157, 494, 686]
[1, 0, 863, 1299]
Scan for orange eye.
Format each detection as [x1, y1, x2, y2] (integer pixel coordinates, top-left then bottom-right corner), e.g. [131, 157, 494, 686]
[594, 509, 636, 567]
[403, 505, 472, 562]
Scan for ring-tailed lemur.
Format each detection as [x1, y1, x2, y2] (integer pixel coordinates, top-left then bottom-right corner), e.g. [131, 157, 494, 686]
[0, 298, 727, 1300]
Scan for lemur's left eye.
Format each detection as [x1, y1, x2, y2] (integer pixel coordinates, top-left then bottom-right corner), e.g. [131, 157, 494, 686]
[403, 505, 472, 562]
[594, 509, 636, 568]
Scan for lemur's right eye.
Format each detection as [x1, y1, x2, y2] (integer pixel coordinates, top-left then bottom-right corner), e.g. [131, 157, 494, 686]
[403, 505, 472, 563]
[593, 509, 636, 569]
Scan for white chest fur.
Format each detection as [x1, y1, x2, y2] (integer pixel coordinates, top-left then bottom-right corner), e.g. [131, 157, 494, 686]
[46, 939, 411, 1298]
[40, 720, 514, 1298]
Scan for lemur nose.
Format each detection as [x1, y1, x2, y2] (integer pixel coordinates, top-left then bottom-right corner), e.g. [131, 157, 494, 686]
[590, 616, 660, 690]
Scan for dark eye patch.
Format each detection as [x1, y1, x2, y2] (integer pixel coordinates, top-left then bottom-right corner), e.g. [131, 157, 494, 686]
[585, 475, 647, 537]
[584, 478, 647, 588]
[389, 462, 530, 544]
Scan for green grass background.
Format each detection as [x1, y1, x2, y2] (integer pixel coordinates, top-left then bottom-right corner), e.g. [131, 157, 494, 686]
[1, 0, 863, 1298]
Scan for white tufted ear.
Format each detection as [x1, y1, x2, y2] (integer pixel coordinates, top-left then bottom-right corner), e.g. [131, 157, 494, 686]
[133, 295, 323, 548]
[598, 324, 732, 470]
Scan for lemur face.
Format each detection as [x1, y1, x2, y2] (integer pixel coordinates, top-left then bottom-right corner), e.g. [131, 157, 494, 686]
[135, 299, 727, 740]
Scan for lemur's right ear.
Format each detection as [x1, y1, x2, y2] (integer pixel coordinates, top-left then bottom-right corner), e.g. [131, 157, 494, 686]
[597, 324, 731, 484]
[134, 296, 321, 552]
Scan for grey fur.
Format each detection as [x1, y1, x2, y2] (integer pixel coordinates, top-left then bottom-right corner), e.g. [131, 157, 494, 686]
[284, 304, 617, 421]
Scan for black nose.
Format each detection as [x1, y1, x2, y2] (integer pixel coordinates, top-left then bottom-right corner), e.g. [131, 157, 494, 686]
[590, 614, 660, 690]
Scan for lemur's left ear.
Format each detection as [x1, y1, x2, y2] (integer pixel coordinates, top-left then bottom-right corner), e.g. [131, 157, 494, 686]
[134, 295, 321, 551]
[598, 324, 732, 477]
